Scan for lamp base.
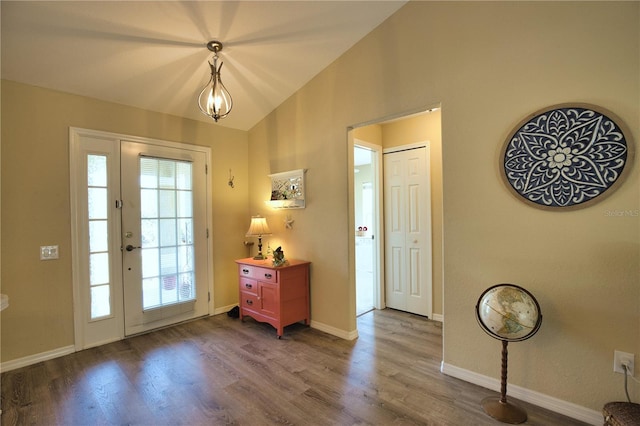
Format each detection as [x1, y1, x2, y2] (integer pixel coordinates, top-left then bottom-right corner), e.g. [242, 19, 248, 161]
[252, 237, 265, 260]
[481, 397, 527, 424]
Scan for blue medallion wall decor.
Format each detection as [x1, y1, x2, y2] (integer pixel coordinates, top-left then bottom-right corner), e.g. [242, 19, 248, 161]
[502, 104, 632, 209]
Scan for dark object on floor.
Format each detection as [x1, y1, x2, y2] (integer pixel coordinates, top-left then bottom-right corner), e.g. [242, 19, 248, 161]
[603, 402, 640, 426]
[227, 306, 239, 318]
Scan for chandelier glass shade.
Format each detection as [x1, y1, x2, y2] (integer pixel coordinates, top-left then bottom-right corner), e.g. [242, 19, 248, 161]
[198, 41, 233, 122]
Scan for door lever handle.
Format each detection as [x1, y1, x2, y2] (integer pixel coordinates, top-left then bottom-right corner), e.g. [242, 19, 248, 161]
[125, 244, 141, 252]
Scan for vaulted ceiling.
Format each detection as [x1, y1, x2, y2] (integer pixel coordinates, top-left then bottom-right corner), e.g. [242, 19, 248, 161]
[1, 1, 406, 131]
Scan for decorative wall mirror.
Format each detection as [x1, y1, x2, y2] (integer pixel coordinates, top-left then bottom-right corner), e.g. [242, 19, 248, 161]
[266, 169, 306, 209]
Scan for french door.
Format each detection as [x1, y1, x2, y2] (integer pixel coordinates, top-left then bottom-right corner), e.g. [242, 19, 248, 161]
[70, 128, 212, 349]
[120, 141, 209, 335]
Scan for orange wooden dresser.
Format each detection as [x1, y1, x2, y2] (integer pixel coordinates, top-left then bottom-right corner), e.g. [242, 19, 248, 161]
[235, 258, 310, 338]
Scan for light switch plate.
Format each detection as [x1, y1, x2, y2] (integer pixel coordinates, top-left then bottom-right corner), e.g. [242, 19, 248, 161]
[40, 245, 59, 260]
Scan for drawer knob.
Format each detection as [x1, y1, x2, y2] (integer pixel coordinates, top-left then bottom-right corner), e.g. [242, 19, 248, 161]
[245, 283, 253, 289]
[242, 269, 250, 274]
[264, 273, 273, 279]
[246, 299, 253, 306]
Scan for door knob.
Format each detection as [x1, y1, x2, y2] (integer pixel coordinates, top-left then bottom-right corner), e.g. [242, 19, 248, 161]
[125, 244, 141, 252]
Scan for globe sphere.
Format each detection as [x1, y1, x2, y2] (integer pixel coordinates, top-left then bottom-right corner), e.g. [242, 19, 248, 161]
[476, 284, 542, 342]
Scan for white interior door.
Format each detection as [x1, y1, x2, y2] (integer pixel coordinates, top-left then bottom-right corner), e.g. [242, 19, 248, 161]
[354, 143, 382, 315]
[384, 145, 432, 317]
[120, 141, 209, 335]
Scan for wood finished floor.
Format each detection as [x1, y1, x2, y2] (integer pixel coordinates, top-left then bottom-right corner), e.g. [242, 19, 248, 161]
[1, 309, 588, 426]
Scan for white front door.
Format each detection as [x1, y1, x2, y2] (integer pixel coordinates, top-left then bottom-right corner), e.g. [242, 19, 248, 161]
[70, 129, 212, 349]
[120, 141, 210, 335]
[384, 145, 432, 317]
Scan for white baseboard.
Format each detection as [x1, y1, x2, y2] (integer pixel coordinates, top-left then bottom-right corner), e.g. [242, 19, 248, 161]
[440, 362, 602, 425]
[431, 313, 443, 322]
[1, 345, 75, 373]
[213, 303, 238, 316]
[310, 320, 359, 340]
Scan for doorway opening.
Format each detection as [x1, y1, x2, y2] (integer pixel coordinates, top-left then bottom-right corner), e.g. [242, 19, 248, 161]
[348, 106, 443, 324]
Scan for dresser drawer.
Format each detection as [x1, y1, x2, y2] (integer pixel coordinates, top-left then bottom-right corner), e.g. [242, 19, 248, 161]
[238, 264, 277, 283]
[241, 292, 260, 311]
[239, 277, 258, 295]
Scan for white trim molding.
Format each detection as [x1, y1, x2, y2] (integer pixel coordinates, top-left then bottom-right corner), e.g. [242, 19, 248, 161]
[214, 304, 238, 316]
[431, 313, 443, 322]
[311, 320, 359, 340]
[1, 345, 75, 373]
[441, 362, 602, 425]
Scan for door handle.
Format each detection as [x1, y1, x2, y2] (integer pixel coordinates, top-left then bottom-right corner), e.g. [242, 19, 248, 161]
[125, 244, 141, 252]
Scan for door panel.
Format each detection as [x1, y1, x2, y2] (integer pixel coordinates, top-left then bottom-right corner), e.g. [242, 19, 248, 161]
[121, 141, 209, 335]
[70, 131, 124, 349]
[260, 282, 278, 318]
[384, 146, 432, 317]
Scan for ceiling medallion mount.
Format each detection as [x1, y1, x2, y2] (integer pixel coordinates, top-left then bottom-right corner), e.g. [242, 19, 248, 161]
[206, 40, 223, 53]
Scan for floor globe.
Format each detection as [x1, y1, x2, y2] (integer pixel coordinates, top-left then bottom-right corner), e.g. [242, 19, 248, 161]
[475, 284, 542, 424]
[477, 283, 541, 342]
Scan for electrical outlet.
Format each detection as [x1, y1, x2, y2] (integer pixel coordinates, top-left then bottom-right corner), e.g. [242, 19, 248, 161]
[613, 350, 634, 376]
[40, 245, 59, 260]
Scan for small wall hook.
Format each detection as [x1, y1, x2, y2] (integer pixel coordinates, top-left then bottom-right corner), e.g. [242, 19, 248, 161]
[228, 169, 235, 188]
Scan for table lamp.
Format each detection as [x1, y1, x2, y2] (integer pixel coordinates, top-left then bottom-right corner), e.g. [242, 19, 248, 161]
[246, 215, 272, 260]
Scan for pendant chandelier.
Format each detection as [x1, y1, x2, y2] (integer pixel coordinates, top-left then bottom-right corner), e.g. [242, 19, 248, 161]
[198, 40, 233, 122]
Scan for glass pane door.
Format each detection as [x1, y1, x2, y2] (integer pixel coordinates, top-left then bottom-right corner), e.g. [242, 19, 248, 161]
[121, 141, 209, 336]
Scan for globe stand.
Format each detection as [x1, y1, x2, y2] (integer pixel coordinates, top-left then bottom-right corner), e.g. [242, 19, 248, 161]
[481, 340, 527, 424]
[476, 284, 543, 425]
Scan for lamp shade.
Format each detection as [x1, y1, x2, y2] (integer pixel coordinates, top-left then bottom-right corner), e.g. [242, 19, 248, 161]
[246, 215, 272, 237]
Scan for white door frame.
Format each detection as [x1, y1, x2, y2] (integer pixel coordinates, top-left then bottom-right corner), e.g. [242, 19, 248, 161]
[69, 127, 214, 350]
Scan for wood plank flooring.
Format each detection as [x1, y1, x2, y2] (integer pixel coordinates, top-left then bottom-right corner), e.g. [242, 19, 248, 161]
[1, 309, 588, 425]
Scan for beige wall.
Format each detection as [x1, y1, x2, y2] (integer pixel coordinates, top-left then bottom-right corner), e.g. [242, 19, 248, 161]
[1, 80, 249, 361]
[247, 1, 639, 413]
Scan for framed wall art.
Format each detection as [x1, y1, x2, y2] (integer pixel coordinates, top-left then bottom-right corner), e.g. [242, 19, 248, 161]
[501, 103, 633, 210]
